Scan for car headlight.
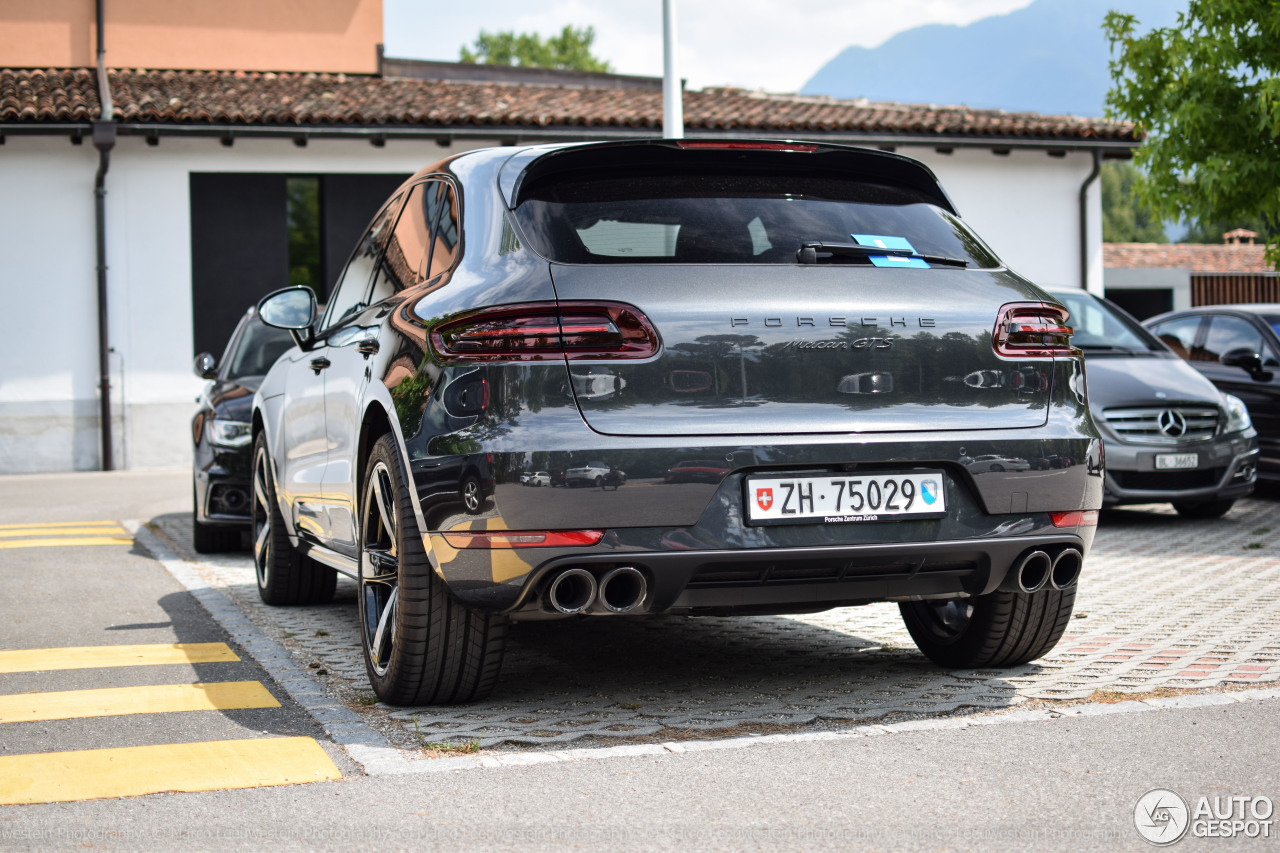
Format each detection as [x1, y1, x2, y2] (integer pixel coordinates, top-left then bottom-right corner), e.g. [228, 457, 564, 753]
[1221, 393, 1252, 433]
[209, 418, 252, 447]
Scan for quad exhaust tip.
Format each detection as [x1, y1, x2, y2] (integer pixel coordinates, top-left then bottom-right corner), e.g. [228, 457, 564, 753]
[1013, 550, 1052, 594]
[597, 566, 647, 613]
[1051, 548, 1083, 590]
[545, 568, 597, 615]
[543, 566, 648, 615]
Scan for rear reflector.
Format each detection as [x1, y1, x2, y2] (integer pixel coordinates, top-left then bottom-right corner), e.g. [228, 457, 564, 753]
[993, 303, 1078, 358]
[431, 301, 660, 363]
[674, 140, 818, 153]
[441, 530, 605, 549]
[1050, 510, 1099, 528]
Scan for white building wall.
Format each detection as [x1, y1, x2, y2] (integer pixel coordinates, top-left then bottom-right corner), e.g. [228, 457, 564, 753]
[0, 135, 1106, 474]
[905, 147, 1101, 293]
[0, 134, 483, 474]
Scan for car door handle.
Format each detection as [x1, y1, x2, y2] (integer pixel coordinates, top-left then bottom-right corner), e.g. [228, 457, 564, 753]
[309, 357, 331, 374]
[356, 339, 380, 357]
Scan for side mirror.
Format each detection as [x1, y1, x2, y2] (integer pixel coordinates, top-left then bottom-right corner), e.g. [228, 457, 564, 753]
[1220, 348, 1273, 381]
[258, 287, 318, 350]
[258, 287, 317, 330]
[193, 352, 218, 380]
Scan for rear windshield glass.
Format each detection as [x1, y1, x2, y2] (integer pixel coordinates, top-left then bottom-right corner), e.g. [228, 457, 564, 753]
[511, 173, 1000, 267]
[226, 320, 296, 379]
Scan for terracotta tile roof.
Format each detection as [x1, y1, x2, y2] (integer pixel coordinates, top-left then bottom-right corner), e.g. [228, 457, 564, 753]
[1104, 242, 1273, 274]
[0, 67, 1139, 143]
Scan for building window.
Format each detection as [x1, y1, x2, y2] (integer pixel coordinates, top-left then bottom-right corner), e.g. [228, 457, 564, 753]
[287, 177, 323, 295]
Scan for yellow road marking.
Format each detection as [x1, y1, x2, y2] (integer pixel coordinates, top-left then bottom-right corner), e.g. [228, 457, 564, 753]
[0, 681, 280, 724]
[0, 520, 120, 530]
[0, 536, 132, 550]
[0, 526, 127, 539]
[0, 643, 239, 674]
[0, 737, 341, 804]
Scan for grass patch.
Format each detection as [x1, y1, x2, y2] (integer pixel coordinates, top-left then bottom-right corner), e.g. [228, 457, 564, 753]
[284, 632, 297, 638]
[1086, 686, 1184, 704]
[1245, 543, 1265, 550]
[314, 629, 329, 637]
[1252, 528, 1272, 535]
[354, 694, 379, 707]
[412, 715, 480, 754]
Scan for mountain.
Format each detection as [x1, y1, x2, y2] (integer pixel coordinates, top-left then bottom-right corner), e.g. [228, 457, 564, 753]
[801, 0, 1181, 117]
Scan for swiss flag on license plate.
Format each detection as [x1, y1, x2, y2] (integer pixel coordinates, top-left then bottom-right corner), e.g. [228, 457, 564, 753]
[756, 488, 773, 511]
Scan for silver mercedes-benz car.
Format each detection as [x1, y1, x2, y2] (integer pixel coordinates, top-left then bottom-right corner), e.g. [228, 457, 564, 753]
[251, 139, 1103, 705]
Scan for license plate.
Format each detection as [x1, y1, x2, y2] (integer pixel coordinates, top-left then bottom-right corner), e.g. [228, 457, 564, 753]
[1155, 453, 1198, 470]
[745, 472, 946, 525]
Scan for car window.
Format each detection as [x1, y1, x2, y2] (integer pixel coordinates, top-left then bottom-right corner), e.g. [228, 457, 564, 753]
[425, 181, 460, 279]
[321, 194, 403, 332]
[1051, 291, 1159, 352]
[511, 172, 999, 267]
[224, 319, 296, 379]
[370, 182, 435, 305]
[1201, 315, 1264, 362]
[1147, 316, 1202, 361]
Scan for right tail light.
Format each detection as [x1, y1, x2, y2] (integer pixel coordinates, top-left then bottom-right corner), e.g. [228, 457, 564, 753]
[993, 303, 1078, 358]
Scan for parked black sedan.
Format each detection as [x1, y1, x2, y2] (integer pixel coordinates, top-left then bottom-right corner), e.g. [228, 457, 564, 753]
[251, 139, 1103, 705]
[191, 308, 296, 552]
[1144, 304, 1280, 481]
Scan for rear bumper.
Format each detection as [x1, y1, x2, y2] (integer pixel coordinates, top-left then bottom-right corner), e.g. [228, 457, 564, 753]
[505, 532, 1091, 617]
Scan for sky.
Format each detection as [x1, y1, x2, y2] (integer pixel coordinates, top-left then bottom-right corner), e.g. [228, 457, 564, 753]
[383, 0, 1036, 93]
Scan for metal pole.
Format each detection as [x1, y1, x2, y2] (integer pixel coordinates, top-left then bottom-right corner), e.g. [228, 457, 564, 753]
[95, 0, 116, 470]
[662, 0, 683, 139]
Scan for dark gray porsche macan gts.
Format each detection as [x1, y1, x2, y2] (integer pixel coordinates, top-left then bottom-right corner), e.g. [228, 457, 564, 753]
[252, 140, 1103, 705]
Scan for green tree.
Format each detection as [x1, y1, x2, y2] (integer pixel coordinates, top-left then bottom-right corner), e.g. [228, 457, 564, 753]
[1104, 1, 1280, 265]
[459, 26, 612, 73]
[1101, 161, 1168, 243]
[1182, 212, 1276, 244]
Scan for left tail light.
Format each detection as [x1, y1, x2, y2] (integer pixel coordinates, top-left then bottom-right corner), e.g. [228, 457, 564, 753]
[430, 301, 661, 363]
[993, 303, 1078, 358]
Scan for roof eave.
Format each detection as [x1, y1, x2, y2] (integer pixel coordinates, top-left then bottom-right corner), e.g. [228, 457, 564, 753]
[0, 120, 1140, 153]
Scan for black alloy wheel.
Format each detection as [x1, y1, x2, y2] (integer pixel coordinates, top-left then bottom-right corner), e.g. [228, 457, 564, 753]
[251, 433, 335, 606]
[899, 586, 1075, 668]
[358, 435, 507, 705]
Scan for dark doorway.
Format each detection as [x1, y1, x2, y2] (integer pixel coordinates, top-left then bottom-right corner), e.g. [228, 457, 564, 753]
[190, 172, 410, 358]
[1105, 288, 1173, 322]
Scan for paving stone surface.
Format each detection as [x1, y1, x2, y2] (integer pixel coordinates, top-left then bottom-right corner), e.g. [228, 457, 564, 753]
[151, 497, 1280, 750]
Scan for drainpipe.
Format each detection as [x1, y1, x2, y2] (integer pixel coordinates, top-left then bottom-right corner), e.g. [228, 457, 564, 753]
[94, 0, 117, 470]
[1078, 148, 1102, 292]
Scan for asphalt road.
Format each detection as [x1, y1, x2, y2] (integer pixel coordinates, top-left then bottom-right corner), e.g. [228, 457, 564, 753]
[1, 469, 1277, 851]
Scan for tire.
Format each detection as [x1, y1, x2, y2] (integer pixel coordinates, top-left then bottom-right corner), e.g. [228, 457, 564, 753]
[899, 586, 1075, 668]
[1172, 499, 1236, 519]
[461, 475, 483, 514]
[192, 484, 239, 553]
[251, 433, 336, 606]
[359, 434, 507, 705]
[594, 475, 603, 487]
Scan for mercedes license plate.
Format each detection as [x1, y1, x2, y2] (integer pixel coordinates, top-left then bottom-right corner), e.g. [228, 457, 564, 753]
[1155, 453, 1198, 470]
[745, 472, 946, 525]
